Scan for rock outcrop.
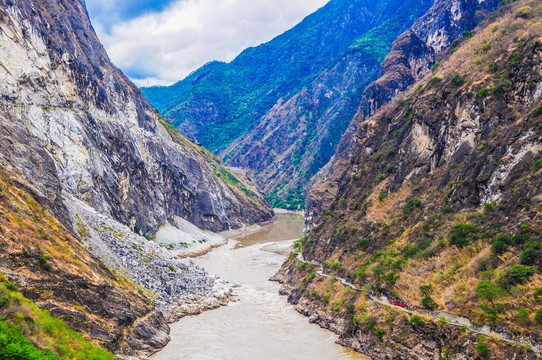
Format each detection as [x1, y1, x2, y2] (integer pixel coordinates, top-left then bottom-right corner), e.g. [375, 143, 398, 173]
[0, 0, 272, 236]
[309, 0, 500, 221]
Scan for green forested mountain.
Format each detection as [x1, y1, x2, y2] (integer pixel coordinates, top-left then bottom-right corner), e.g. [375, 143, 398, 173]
[142, 0, 434, 209]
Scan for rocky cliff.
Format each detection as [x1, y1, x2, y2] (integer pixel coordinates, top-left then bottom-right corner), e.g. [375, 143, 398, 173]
[309, 0, 500, 220]
[279, 0, 542, 358]
[0, 0, 272, 356]
[0, 0, 272, 236]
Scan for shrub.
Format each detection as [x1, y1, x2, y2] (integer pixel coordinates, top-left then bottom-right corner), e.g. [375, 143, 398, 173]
[373, 327, 385, 339]
[517, 6, 533, 18]
[501, 265, 538, 287]
[303, 271, 316, 283]
[358, 238, 370, 249]
[519, 310, 533, 328]
[402, 198, 422, 219]
[536, 308, 542, 325]
[431, 77, 442, 85]
[449, 224, 478, 248]
[0, 291, 9, 308]
[420, 284, 432, 296]
[4, 282, 16, 291]
[421, 295, 437, 309]
[451, 74, 465, 85]
[491, 237, 508, 256]
[476, 281, 503, 304]
[511, 233, 524, 246]
[476, 343, 491, 358]
[533, 159, 542, 172]
[520, 248, 539, 266]
[404, 246, 419, 258]
[478, 88, 488, 97]
[378, 190, 387, 201]
[481, 43, 492, 51]
[491, 235, 510, 255]
[536, 105, 542, 115]
[409, 315, 424, 325]
[38, 255, 52, 271]
[442, 206, 452, 213]
[483, 203, 495, 212]
[385, 272, 399, 286]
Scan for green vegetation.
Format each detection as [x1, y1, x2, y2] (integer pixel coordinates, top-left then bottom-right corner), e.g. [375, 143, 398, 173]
[421, 295, 437, 310]
[0, 321, 58, 360]
[409, 315, 424, 326]
[402, 198, 421, 219]
[38, 254, 52, 271]
[449, 224, 478, 248]
[358, 238, 370, 249]
[143, 0, 432, 153]
[0, 282, 114, 360]
[431, 76, 442, 85]
[500, 265, 537, 287]
[476, 343, 491, 358]
[476, 281, 504, 304]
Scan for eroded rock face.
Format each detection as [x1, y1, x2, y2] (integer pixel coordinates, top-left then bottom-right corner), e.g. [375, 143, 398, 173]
[308, 0, 500, 224]
[0, 0, 272, 236]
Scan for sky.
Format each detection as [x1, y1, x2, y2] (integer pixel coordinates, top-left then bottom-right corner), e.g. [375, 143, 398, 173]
[86, 0, 329, 87]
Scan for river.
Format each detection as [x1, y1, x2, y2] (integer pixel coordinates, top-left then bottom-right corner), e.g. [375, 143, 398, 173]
[153, 213, 369, 360]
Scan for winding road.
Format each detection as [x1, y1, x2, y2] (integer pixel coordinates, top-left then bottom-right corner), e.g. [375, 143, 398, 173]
[295, 253, 541, 355]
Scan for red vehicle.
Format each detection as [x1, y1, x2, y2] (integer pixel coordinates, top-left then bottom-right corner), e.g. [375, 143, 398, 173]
[389, 301, 405, 307]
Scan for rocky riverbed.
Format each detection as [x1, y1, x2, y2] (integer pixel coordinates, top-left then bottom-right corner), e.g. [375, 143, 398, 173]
[65, 194, 235, 324]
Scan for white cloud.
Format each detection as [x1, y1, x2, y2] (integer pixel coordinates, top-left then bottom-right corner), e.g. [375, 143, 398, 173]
[93, 0, 329, 86]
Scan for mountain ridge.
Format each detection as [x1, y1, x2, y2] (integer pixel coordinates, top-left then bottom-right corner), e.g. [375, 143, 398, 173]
[142, 0, 435, 210]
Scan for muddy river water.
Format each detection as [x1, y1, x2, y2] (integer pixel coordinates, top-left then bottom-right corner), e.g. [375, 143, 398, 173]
[153, 213, 370, 360]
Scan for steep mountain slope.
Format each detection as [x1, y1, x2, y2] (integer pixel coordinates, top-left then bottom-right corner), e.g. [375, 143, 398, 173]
[333, 0, 502, 163]
[278, 1, 542, 358]
[0, 167, 167, 358]
[0, 0, 272, 236]
[142, 0, 435, 209]
[0, 0, 272, 356]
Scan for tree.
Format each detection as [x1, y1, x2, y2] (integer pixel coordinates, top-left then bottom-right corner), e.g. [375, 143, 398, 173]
[535, 308, 542, 326]
[520, 248, 539, 266]
[449, 224, 478, 248]
[500, 265, 538, 287]
[421, 295, 437, 310]
[476, 281, 503, 305]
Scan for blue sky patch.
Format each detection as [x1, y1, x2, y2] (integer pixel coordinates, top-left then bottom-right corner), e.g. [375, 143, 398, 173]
[86, 0, 180, 33]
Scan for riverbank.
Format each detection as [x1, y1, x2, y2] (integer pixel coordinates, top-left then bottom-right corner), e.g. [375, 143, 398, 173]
[151, 214, 368, 360]
[273, 208, 304, 215]
[275, 253, 541, 359]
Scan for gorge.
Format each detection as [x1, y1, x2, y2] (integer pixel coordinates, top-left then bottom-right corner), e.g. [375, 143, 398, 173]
[0, 0, 541, 359]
